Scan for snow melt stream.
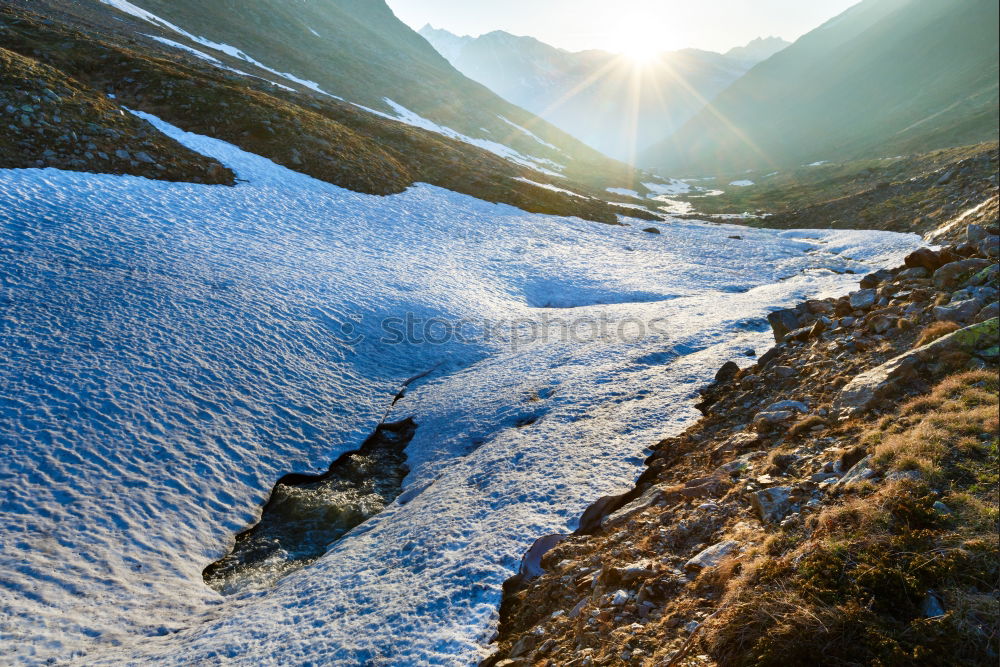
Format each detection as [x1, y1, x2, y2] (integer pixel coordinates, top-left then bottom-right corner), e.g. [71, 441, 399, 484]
[0, 115, 923, 665]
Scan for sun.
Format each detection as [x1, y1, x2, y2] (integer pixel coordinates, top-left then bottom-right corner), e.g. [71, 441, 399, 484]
[620, 42, 662, 65]
[607, 19, 667, 66]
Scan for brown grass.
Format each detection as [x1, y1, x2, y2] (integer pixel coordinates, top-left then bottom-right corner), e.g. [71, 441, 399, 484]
[915, 320, 962, 347]
[701, 370, 1000, 666]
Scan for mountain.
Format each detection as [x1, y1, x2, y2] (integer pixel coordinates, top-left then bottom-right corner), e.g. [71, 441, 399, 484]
[723, 36, 790, 64]
[645, 0, 1000, 174]
[1, 0, 659, 224]
[419, 26, 782, 162]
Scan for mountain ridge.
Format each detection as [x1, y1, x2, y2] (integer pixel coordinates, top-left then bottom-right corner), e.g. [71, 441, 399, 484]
[419, 26, 786, 161]
[644, 0, 1000, 174]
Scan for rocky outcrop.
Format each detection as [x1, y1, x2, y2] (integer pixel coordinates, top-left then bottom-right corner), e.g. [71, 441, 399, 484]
[487, 222, 998, 667]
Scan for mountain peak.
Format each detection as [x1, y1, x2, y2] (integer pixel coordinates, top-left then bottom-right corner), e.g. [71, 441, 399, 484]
[724, 35, 791, 63]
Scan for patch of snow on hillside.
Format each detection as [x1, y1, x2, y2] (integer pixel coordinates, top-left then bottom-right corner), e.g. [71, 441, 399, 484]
[642, 180, 691, 196]
[498, 117, 560, 152]
[146, 35, 296, 91]
[607, 187, 642, 198]
[729, 180, 755, 187]
[513, 178, 589, 199]
[99, 0, 337, 99]
[357, 98, 566, 178]
[0, 113, 924, 666]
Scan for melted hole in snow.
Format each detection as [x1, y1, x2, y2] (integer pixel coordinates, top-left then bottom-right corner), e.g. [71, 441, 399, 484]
[203, 418, 417, 596]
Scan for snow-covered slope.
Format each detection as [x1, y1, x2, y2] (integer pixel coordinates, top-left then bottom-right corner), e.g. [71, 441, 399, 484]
[0, 117, 923, 665]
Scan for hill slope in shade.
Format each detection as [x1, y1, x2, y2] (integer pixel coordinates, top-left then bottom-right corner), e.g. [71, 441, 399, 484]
[645, 0, 1000, 174]
[80, 0, 626, 176]
[0, 2, 659, 223]
[420, 26, 786, 162]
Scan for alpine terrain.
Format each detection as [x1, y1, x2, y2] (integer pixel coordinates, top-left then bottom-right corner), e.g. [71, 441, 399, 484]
[0, 1, 997, 666]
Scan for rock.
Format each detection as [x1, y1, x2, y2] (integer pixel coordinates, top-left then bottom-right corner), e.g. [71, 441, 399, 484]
[289, 148, 304, 166]
[849, 289, 877, 310]
[767, 309, 800, 342]
[685, 540, 739, 571]
[568, 598, 588, 619]
[134, 151, 156, 164]
[933, 259, 993, 289]
[834, 352, 920, 417]
[773, 366, 797, 379]
[860, 269, 893, 289]
[810, 318, 829, 338]
[905, 247, 952, 272]
[643, 227, 661, 234]
[765, 400, 810, 413]
[931, 317, 999, 353]
[966, 223, 987, 244]
[805, 300, 834, 315]
[920, 592, 946, 619]
[976, 302, 1000, 323]
[715, 361, 740, 383]
[834, 456, 877, 490]
[869, 315, 895, 334]
[934, 298, 982, 323]
[839, 446, 867, 472]
[970, 264, 998, 286]
[757, 347, 782, 369]
[980, 235, 999, 258]
[684, 621, 700, 633]
[610, 590, 630, 606]
[897, 266, 929, 280]
[754, 410, 794, 427]
[114, 149, 131, 161]
[751, 486, 793, 523]
[886, 470, 923, 483]
[932, 501, 952, 515]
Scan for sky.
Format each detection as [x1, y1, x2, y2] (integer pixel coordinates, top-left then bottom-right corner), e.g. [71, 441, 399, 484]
[386, 0, 861, 54]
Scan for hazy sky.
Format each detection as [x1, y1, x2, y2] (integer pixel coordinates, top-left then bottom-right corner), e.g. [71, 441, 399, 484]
[386, 0, 861, 54]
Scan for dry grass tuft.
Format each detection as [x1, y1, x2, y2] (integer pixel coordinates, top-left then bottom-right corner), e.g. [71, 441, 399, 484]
[915, 320, 962, 347]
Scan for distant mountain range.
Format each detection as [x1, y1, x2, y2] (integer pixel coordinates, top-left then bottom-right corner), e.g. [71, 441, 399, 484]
[419, 25, 788, 161]
[644, 0, 1000, 174]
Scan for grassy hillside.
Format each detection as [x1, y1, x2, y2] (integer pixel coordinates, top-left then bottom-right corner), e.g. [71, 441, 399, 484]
[87, 0, 624, 175]
[645, 0, 999, 174]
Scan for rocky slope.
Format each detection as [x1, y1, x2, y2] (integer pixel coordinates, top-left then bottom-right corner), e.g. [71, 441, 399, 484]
[486, 221, 999, 665]
[677, 143, 999, 239]
[0, 3, 656, 224]
[0, 44, 231, 184]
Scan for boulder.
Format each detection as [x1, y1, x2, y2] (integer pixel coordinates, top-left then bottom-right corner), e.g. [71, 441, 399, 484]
[905, 247, 953, 272]
[933, 259, 993, 289]
[751, 486, 793, 523]
[684, 540, 739, 571]
[970, 264, 998, 286]
[980, 235, 999, 258]
[976, 301, 1000, 323]
[835, 318, 999, 417]
[833, 456, 877, 490]
[933, 298, 982, 323]
[643, 227, 661, 234]
[896, 266, 929, 280]
[967, 223, 987, 244]
[860, 269, 893, 289]
[766, 400, 810, 413]
[849, 289, 877, 310]
[715, 361, 740, 383]
[833, 353, 920, 417]
[767, 309, 800, 342]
